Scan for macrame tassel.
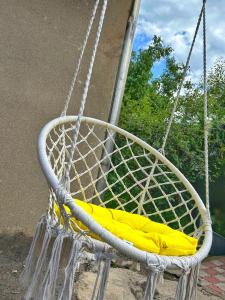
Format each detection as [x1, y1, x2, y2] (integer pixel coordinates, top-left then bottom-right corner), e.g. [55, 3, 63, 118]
[36, 230, 66, 300]
[58, 237, 83, 300]
[20, 216, 46, 288]
[184, 264, 200, 300]
[158, 271, 164, 285]
[24, 220, 54, 300]
[144, 268, 160, 300]
[91, 253, 111, 300]
[175, 268, 190, 300]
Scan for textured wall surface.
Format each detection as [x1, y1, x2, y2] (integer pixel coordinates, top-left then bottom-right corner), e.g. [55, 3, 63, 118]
[0, 0, 132, 234]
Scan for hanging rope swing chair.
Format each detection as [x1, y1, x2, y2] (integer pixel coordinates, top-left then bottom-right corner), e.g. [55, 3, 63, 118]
[21, 0, 212, 299]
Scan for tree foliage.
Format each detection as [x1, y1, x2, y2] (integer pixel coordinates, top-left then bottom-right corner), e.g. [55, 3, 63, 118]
[120, 36, 225, 184]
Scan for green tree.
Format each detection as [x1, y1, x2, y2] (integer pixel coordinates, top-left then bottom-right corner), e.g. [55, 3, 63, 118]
[118, 37, 225, 235]
[120, 37, 225, 184]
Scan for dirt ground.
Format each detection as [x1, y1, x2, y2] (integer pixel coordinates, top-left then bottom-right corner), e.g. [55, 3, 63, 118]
[0, 233, 222, 300]
[0, 234, 30, 299]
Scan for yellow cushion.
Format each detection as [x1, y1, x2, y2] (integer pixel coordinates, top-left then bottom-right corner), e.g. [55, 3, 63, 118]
[54, 199, 198, 256]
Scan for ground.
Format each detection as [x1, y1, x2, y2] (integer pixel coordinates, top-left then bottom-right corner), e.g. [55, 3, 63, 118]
[0, 233, 223, 300]
[0, 234, 29, 299]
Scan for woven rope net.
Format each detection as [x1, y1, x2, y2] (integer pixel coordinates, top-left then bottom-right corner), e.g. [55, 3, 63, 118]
[46, 117, 205, 243]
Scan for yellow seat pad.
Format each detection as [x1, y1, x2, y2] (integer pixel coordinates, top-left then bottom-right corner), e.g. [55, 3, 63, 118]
[54, 199, 197, 256]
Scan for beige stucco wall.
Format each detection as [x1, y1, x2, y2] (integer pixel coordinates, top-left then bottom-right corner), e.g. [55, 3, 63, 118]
[0, 0, 132, 234]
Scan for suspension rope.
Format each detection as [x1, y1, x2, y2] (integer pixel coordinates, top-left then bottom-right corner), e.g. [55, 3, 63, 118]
[161, 1, 205, 152]
[63, 0, 108, 188]
[61, 0, 100, 117]
[203, 0, 210, 214]
[160, 0, 210, 213]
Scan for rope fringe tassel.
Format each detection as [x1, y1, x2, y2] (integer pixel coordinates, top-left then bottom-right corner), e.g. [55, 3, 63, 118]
[91, 252, 112, 300]
[36, 231, 65, 299]
[58, 238, 83, 300]
[24, 219, 54, 299]
[175, 268, 190, 300]
[144, 269, 161, 300]
[20, 217, 46, 289]
[185, 264, 200, 300]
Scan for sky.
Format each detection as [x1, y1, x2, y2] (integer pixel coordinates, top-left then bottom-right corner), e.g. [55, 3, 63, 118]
[133, 0, 225, 81]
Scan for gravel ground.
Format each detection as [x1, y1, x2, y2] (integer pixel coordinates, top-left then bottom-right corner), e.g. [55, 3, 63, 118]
[0, 233, 222, 300]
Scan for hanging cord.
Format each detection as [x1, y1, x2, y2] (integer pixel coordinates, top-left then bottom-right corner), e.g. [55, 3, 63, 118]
[203, 0, 210, 214]
[61, 0, 100, 116]
[58, 0, 100, 198]
[161, 1, 205, 153]
[62, 0, 108, 188]
[142, 2, 206, 213]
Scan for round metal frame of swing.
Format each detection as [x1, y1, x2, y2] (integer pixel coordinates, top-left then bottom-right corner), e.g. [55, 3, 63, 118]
[38, 115, 212, 270]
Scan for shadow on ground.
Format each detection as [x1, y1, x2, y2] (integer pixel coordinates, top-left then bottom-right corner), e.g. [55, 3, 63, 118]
[0, 233, 31, 299]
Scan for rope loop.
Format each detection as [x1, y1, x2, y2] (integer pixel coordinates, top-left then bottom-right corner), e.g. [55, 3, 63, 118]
[146, 254, 168, 273]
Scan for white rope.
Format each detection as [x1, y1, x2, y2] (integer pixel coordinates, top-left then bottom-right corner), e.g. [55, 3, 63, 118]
[91, 253, 111, 300]
[59, 0, 100, 199]
[58, 238, 83, 300]
[139, 2, 208, 232]
[143, 269, 159, 300]
[39, 231, 65, 299]
[137, 158, 159, 215]
[63, 0, 108, 189]
[203, 0, 210, 215]
[20, 217, 45, 289]
[24, 221, 53, 299]
[161, 2, 205, 152]
[61, 0, 100, 116]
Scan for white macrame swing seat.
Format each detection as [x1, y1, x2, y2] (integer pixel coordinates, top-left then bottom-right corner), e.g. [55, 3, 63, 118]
[21, 0, 212, 299]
